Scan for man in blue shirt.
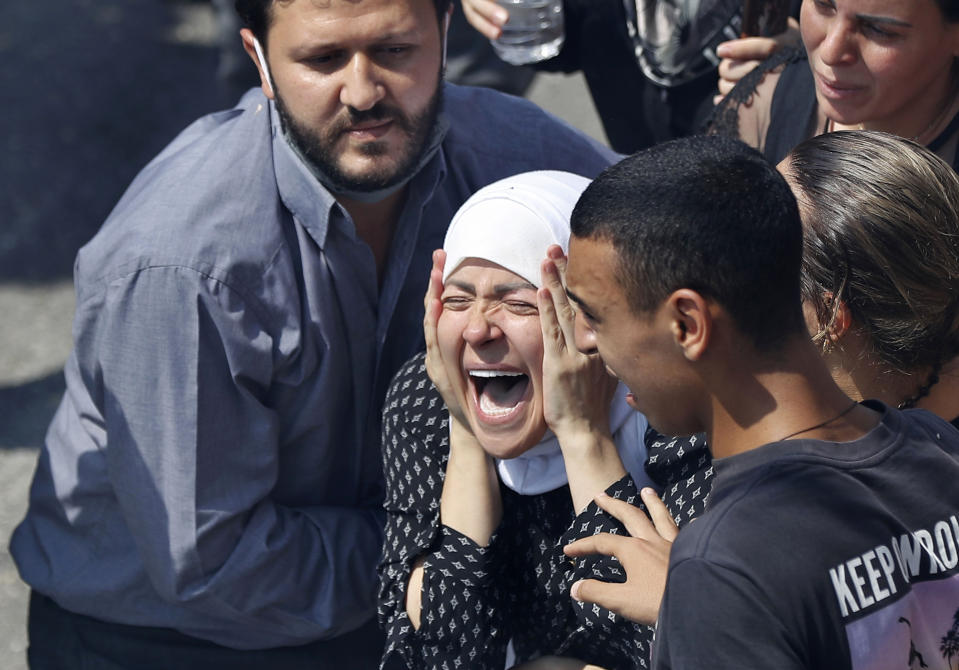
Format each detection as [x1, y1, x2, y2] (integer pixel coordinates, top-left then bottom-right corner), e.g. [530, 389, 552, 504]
[10, 0, 615, 667]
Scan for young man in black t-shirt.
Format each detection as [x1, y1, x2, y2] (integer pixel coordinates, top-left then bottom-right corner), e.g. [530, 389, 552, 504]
[562, 135, 959, 670]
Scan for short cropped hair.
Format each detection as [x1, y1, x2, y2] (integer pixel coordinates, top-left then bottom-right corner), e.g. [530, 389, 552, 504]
[235, 0, 453, 44]
[785, 131, 959, 381]
[936, 0, 959, 22]
[570, 135, 805, 352]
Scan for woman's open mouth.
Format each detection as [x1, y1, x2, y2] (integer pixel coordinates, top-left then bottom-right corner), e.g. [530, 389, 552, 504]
[468, 369, 531, 421]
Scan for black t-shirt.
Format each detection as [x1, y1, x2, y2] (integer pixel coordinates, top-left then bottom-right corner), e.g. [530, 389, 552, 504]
[654, 402, 959, 670]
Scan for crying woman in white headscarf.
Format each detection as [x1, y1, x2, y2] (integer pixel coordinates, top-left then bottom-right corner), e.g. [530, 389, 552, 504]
[377, 171, 660, 670]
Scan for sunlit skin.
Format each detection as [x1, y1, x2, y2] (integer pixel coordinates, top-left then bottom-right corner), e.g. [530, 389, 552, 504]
[801, 0, 959, 137]
[242, 0, 444, 187]
[564, 236, 706, 439]
[437, 259, 549, 459]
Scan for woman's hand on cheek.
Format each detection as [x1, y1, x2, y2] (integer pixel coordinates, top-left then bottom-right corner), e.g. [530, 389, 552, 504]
[423, 249, 472, 432]
[538, 251, 616, 442]
[539, 248, 625, 512]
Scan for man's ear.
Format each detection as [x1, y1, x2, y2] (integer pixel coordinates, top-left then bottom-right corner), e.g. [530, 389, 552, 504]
[241, 28, 275, 99]
[667, 289, 711, 361]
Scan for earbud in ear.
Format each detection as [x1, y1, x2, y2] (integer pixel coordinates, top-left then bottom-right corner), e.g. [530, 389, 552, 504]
[441, 11, 451, 70]
[252, 37, 275, 96]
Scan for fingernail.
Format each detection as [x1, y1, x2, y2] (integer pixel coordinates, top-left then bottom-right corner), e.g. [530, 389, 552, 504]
[641, 487, 656, 497]
[570, 580, 583, 601]
[495, 9, 508, 23]
[716, 43, 730, 57]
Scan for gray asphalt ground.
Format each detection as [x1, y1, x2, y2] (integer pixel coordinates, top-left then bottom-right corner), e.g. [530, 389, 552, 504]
[0, 2, 604, 667]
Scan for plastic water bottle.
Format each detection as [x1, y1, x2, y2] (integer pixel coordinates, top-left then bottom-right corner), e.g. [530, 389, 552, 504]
[491, 0, 565, 65]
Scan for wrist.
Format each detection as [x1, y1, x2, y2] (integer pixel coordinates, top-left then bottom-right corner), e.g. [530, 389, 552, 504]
[554, 425, 616, 460]
[560, 436, 628, 513]
[449, 416, 486, 454]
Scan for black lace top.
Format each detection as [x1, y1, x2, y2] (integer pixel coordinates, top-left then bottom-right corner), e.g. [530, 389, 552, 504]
[707, 47, 959, 168]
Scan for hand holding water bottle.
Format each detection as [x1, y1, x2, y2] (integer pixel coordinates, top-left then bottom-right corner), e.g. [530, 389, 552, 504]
[461, 0, 508, 39]
[462, 0, 565, 65]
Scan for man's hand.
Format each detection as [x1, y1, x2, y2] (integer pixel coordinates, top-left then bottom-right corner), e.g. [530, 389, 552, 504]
[714, 17, 800, 104]
[564, 488, 678, 624]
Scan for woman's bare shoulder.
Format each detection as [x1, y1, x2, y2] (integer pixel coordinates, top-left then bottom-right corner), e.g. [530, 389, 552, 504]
[706, 48, 804, 152]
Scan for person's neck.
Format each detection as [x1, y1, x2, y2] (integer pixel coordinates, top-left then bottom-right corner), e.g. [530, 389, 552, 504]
[706, 337, 877, 459]
[824, 333, 959, 420]
[819, 328, 904, 405]
[338, 187, 408, 285]
[827, 356, 918, 408]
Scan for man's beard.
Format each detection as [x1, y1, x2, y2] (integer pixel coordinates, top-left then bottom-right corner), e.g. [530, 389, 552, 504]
[274, 81, 443, 194]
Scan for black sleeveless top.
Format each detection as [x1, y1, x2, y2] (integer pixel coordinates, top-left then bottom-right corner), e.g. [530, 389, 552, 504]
[762, 55, 818, 163]
[706, 48, 959, 168]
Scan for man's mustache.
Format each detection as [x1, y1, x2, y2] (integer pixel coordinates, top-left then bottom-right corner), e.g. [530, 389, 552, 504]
[332, 104, 409, 134]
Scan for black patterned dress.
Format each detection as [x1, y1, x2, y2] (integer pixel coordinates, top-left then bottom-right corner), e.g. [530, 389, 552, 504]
[644, 429, 714, 528]
[378, 353, 659, 670]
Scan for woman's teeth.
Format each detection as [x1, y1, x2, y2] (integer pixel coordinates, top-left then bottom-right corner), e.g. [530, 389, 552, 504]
[469, 370, 529, 415]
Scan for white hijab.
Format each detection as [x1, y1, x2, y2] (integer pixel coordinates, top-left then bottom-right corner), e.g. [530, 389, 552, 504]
[443, 171, 654, 495]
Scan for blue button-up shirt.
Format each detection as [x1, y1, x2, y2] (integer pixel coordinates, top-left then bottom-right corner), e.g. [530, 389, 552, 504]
[11, 84, 616, 648]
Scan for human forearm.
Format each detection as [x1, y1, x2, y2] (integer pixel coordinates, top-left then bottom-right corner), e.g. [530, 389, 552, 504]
[195, 503, 384, 643]
[439, 417, 503, 546]
[538, 250, 626, 512]
[114, 466, 384, 646]
[557, 431, 627, 513]
[382, 495, 510, 666]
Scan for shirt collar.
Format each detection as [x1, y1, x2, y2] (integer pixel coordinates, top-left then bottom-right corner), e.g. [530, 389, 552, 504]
[709, 400, 897, 504]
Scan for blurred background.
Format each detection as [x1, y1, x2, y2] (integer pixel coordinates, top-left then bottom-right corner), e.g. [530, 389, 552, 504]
[0, 0, 603, 667]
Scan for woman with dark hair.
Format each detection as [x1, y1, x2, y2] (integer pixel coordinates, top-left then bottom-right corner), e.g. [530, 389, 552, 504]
[711, 0, 959, 166]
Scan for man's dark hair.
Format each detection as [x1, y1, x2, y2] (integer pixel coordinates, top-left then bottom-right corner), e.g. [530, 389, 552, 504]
[936, 0, 959, 22]
[571, 135, 805, 353]
[235, 0, 454, 45]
